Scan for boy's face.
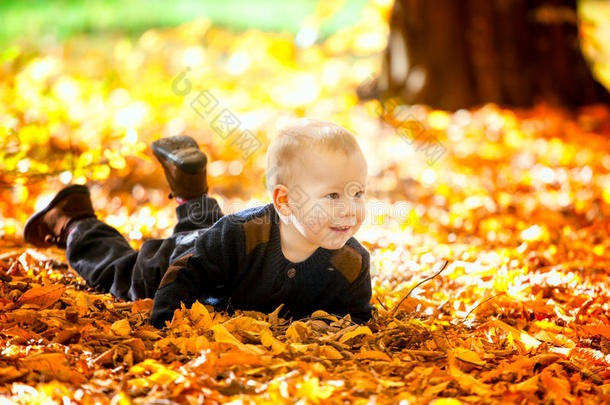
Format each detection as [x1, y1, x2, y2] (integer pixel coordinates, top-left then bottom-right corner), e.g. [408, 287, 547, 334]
[275, 148, 368, 252]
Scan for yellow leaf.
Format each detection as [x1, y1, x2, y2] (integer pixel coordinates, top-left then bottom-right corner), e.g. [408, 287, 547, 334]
[339, 326, 372, 344]
[92, 164, 110, 180]
[289, 343, 314, 353]
[487, 319, 541, 352]
[129, 359, 162, 375]
[188, 300, 212, 327]
[430, 399, 463, 405]
[223, 315, 270, 334]
[211, 324, 265, 355]
[156, 336, 209, 355]
[453, 347, 486, 366]
[110, 391, 131, 405]
[261, 329, 286, 355]
[109, 156, 126, 170]
[149, 368, 182, 385]
[212, 323, 243, 345]
[111, 319, 132, 336]
[310, 310, 338, 322]
[295, 376, 334, 401]
[286, 321, 309, 342]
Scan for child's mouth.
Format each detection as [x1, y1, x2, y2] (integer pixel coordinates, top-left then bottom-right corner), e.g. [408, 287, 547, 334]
[330, 225, 351, 233]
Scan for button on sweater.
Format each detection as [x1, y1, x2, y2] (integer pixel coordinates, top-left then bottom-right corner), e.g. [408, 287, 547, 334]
[151, 203, 375, 327]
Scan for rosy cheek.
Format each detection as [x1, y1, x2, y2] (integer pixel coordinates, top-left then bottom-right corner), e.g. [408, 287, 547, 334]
[357, 209, 366, 223]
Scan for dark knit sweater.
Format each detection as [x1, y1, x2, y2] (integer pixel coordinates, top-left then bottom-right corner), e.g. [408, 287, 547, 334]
[151, 203, 375, 327]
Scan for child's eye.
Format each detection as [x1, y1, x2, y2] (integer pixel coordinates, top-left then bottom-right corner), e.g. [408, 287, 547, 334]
[327, 193, 340, 199]
[355, 190, 364, 198]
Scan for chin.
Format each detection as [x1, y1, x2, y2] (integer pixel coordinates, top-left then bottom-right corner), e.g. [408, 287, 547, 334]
[322, 239, 349, 250]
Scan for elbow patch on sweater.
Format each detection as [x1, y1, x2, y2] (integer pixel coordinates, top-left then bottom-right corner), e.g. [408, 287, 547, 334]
[330, 244, 363, 283]
[243, 213, 271, 255]
[159, 253, 193, 288]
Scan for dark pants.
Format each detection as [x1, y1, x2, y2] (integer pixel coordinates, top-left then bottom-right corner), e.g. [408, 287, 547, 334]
[66, 195, 224, 301]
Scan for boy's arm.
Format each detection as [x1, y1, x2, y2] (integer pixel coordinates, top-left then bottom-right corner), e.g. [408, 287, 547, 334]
[150, 216, 245, 328]
[328, 249, 376, 324]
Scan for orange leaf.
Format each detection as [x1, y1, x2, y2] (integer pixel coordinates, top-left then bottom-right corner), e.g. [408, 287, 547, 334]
[131, 299, 154, 314]
[540, 369, 575, 403]
[216, 352, 266, 367]
[17, 284, 65, 309]
[582, 324, 610, 340]
[19, 352, 85, 384]
[448, 353, 493, 396]
[453, 347, 486, 366]
[320, 345, 343, 360]
[354, 350, 392, 361]
[569, 347, 610, 367]
[510, 375, 539, 394]
[485, 319, 541, 352]
[0, 366, 25, 383]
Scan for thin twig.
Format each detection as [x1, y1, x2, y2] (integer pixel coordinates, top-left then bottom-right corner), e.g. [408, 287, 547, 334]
[456, 292, 505, 325]
[376, 296, 388, 311]
[390, 259, 449, 318]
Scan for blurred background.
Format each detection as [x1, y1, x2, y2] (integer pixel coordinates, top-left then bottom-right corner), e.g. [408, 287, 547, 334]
[0, 0, 609, 257]
[0, 0, 392, 241]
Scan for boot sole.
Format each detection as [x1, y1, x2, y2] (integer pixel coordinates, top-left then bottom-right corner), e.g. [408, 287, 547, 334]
[24, 184, 90, 246]
[151, 136, 206, 174]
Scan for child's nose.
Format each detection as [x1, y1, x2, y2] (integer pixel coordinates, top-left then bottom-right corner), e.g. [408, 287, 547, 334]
[332, 199, 359, 217]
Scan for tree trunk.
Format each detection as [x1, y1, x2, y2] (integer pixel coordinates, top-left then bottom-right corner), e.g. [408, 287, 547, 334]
[360, 0, 610, 110]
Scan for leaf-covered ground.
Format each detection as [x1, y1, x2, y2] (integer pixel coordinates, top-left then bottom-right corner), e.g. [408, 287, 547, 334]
[3, 2, 610, 403]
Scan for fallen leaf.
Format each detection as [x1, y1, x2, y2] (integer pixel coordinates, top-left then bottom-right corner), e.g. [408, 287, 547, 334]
[111, 319, 132, 336]
[17, 284, 65, 309]
[339, 326, 372, 344]
[453, 347, 486, 366]
[131, 299, 154, 314]
[211, 324, 265, 355]
[354, 349, 391, 361]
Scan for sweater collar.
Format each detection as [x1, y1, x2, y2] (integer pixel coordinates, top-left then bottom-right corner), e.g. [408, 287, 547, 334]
[266, 203, 333, 269]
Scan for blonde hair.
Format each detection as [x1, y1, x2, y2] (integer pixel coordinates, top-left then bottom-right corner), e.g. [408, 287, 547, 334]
[265, 119, 364, 194]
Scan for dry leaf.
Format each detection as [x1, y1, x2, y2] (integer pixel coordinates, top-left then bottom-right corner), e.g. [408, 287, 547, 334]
[453, 347, 486, 366]
[354, 349, 391, 361]
[17, 284, 65, 309]
[111, 319, 132, 336]
[339, 326, 372, 344]
[211, 324, 265, 355]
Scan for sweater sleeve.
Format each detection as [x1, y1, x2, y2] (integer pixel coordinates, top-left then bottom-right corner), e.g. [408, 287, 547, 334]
[150, 215, 245, 328]
[327, 249, 376, 324]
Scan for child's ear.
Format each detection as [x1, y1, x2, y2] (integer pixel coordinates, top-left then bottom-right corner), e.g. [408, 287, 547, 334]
[272, 184, 291, 216]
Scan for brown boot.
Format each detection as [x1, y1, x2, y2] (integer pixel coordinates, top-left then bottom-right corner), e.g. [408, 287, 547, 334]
[24, 184, 96, 248]
[151, 136, 209, 200]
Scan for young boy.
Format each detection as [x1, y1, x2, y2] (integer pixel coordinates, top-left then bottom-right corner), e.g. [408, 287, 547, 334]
[24, 119, 375, 328]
